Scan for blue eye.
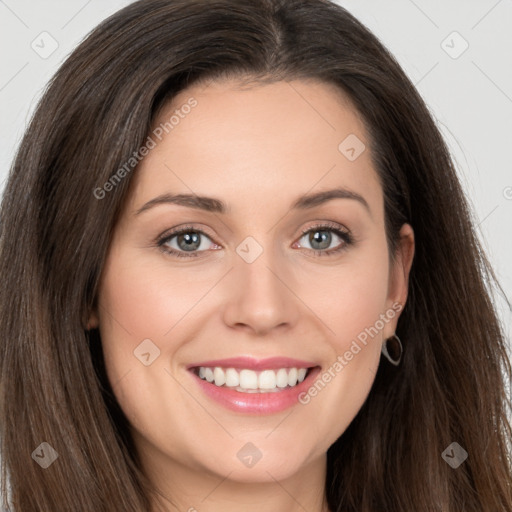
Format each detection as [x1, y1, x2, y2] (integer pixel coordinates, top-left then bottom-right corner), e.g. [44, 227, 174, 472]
[157, 222, 354, 259]
[157, 224, 216, 258]
[296, 223, 354, 256]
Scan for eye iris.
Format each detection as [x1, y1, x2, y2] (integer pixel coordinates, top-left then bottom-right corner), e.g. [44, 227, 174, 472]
[310, 230, 331, 250]
[178, 232, 201, 251]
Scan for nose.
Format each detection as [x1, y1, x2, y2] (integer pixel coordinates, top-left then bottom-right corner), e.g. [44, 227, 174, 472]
[222, 246, 301, 336]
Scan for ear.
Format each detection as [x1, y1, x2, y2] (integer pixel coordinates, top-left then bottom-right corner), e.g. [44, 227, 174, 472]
[383, 223, 415, 339]
[86, 307, 100, 330]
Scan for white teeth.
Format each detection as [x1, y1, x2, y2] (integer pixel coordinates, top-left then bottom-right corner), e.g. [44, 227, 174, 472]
[194, 366, 312, 392]
[258, 370, 276, 389]
[239, 369, 258, 389]
[204, 367, 214, 383]
[225, 368, 239, 387]
[213, 367, 226, 386]
[276, 368, 289, 388]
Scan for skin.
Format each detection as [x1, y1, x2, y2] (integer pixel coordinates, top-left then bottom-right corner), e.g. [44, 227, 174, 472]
[88, 78, 415, 512]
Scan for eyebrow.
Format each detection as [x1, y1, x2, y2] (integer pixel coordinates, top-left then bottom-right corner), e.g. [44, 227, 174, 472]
[134, 187, 371, 216]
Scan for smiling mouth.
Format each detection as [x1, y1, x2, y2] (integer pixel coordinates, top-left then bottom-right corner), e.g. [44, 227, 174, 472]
[189, 365, 317, 393]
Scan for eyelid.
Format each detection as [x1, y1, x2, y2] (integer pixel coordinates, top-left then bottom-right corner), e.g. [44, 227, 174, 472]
[157, 223, 217, 243]
[298, 220, 350, 237]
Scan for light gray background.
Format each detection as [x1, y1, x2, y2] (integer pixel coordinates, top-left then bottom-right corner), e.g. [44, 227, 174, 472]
[0, 0, 511, 355]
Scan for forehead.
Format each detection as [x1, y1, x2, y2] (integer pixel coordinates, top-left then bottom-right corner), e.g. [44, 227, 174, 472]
[127, 78, 382, 220]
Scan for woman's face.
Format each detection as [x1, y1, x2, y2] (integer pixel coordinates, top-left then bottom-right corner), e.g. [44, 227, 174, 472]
[89, 78, 414, 492]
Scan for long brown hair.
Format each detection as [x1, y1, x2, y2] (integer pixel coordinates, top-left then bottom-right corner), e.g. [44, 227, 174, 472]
[1, 0, 511, 510]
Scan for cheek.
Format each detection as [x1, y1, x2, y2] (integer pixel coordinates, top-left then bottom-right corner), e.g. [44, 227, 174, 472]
[98, 247, 209, 341]
[297, 239, 389, 434]
[96, 250, 192, 440]
[96, 247, 222, 411]
[333, 262, 389, 338]
[308, 236, 391, 346]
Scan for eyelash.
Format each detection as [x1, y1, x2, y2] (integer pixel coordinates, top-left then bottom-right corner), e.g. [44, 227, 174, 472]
[156, 222, 354, 259]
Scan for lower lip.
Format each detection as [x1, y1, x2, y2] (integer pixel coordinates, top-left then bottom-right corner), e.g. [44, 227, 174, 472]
[189, 367, 321, 414]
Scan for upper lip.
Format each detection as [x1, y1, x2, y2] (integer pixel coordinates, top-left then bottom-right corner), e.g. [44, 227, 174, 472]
[186, 356, 318, 371]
